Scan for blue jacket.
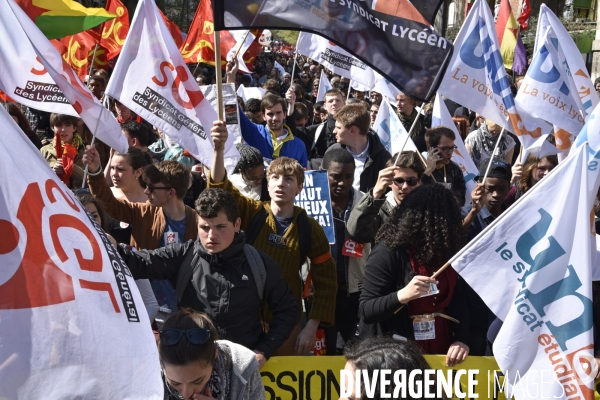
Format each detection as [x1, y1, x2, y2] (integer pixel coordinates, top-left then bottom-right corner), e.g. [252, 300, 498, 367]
[239, 111, 308, 168]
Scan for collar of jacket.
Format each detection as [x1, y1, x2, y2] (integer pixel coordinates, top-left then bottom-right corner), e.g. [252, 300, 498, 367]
[269, 124, 294, 158]
[194, 231, 248, 266]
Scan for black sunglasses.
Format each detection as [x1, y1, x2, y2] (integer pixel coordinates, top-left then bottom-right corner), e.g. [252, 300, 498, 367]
[159, 328, 211, 346]
[393, 177, 419, 187]
[146, 183, 171, 193]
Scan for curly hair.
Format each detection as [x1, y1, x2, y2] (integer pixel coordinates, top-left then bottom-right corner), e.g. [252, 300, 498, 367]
[234, 143, 264, 174]
[375, 184, 464, 267]
[195, 188, 240, 224]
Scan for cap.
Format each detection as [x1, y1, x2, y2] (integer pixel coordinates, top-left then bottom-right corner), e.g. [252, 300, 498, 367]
[476, 157, 511, 182]
[303, 63, 310, 67]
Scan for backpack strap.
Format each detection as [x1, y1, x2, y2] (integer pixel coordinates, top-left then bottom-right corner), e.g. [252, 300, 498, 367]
[243, 244, 267, 301]
[175, 243, 200, 305]
[245, 208, 268, 246]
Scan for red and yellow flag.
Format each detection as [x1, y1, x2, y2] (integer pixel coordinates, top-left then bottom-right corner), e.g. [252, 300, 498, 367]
[158, 9, 184, 48]
[179, 0, 237, 67]
[15, 0, 116, 40]
[59, 31, 108, 81]
[495, 0, 519, 69]
[241, 32, 262, 71]
[99, 0, 129, 60]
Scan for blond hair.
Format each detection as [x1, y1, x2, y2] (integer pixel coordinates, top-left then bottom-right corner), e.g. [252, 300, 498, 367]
[267, 157, 304, 186]
[335, 104, 370, 135]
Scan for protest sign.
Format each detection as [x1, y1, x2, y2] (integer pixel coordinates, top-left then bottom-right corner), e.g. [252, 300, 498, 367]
[261, 355, 511, 400]
[200, 82, 241, 173]
[294, 170, 334, 244]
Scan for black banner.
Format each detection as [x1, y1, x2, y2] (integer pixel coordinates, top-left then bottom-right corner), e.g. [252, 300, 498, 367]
[213, 0, 452, 101]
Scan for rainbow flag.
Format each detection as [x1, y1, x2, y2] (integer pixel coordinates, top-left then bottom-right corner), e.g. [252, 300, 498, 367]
[15, 0, 116, 40]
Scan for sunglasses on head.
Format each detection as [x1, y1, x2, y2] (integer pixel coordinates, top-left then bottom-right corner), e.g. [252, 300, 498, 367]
[393, 177, 419, 187]
[159, 328, 211, 346]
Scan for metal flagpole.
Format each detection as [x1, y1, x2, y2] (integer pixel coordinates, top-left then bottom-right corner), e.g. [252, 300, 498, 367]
[81, 107, 104, 188]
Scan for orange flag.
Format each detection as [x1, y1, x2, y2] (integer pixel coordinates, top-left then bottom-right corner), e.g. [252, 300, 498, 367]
[179, 0, 236, 67]
[158, 9, 183, 48]
[99, 0, 129, 60]
[59, 30, 108, 80]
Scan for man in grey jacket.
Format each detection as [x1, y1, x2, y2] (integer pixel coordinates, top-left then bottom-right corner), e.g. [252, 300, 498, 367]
[118, 188, 298, 369]
[346, 151, 425, 244]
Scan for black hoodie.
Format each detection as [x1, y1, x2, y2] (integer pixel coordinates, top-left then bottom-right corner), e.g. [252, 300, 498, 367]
[119, 232, 298, 358]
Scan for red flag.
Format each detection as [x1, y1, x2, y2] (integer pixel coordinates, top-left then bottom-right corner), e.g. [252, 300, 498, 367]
[0, 89, 16, 103]
[59, 30, 108, 81]
[99, 0, 129, 59]
[241, 31, 262, 71]
[179, 0, 236, 67]
[158, 9, 183, 48]
[517, 0, 531, 31]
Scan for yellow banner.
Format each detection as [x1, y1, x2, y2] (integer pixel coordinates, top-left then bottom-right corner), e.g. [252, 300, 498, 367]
[261, 356, 600, 400]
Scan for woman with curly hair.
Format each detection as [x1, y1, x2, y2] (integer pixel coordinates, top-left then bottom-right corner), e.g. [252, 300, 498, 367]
[504, 153, 558, 207]
[359, 184, 470, 367]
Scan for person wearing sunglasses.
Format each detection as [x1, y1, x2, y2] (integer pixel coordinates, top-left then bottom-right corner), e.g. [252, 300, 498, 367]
[159, 309, 266, 400]
[422, 126, 467, 206]
[346, 151, 424, 245]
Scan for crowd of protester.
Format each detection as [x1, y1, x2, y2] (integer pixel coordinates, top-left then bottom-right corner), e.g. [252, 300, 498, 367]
[5, 41, 591, 399]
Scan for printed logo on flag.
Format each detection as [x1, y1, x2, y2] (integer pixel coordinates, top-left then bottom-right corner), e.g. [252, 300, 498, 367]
[0, 179, 140, 322]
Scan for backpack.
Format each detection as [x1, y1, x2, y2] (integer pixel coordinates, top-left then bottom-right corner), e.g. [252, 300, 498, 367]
[175, 243, 267, 307]
[244, 207, 312, 266]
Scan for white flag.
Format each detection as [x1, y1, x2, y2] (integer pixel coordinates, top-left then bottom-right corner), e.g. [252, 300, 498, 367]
[1, 0, 128, 154]
[0, 105, 162, 399]
[236, 86, 267, 103]
[450, 137, 600, 399]
[371, 71, 402, 101]
[106, 0, 223, 169]
[296, 32, 375, 88]
[431, 93, 478, 205]
[517, 25, 584, 154]
[227, 30, 256, 74]
[316, 70, 332, 103]
[438, 0, 551, 151]
[536, 4, 598, 118]
[372, 96, 417, 155]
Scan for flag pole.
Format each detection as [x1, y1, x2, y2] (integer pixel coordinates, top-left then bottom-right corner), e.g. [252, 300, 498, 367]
[214, 29, 225, 151]
[346, 81, 352, 100]
[480, 126, 506, 185]
[394, 107, 423, 165]
[81, 107, 104, 188]
[87, 44, 99, 82]
[233, 30, 251, 59]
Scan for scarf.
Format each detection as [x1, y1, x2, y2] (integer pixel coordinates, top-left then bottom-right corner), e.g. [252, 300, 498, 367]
[52, 132, 83, 187]
[205, 345, 232, 400]
[398, 108, 422, 140]
[470, 122, 510, 168]
[269, 124, 294, 158]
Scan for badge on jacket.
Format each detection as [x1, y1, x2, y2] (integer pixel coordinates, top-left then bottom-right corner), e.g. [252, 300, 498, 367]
[268, 233, 287, 248]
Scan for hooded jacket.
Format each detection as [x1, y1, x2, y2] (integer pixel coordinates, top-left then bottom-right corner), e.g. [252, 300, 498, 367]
[119, 233, 298, 359]
[324, 131, 392, 193]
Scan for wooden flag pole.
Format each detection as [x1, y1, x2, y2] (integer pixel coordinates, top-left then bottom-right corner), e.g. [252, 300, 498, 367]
[214, 29, 224, 151]
[86, 44, 99, 82]
[346, 80, 352, 100]
[233, 30, 251, 60]
[393, 260, 452, 314]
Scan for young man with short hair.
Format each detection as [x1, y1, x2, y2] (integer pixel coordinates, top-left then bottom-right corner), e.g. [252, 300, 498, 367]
[87, 75, 104, 100]
[321, 148, 371, 354]
[296, 88, 346, 168]
[346, 151, 424, 244]
[326, 104, 391, 192]
[209, 121, 338, 357]
[422, 126, 467, 205]
[369, 100, 381, 126]
[117, 188, 298, 368]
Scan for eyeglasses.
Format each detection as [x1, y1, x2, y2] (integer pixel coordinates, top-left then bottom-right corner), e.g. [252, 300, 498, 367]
[159, 328, 211, 346]
[392, 177, 419, 187]
[146, 183, 172, 193]
[436, 145, 458, 153]
[242, 172, 265, 183]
